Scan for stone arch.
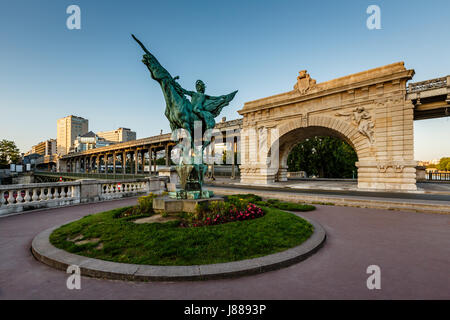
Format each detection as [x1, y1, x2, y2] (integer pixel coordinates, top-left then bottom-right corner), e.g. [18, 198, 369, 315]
[269, 116, 371, 181]
[239, 63, 417, 190]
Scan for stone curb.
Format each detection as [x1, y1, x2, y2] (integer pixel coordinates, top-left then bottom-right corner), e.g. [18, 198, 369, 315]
[31, 214, 326, 281]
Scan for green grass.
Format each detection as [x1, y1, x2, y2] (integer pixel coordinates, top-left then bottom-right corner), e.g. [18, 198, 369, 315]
[49, 206, 314, 266]
[226, 194, 316, 212]
[256, 199, 316, 212]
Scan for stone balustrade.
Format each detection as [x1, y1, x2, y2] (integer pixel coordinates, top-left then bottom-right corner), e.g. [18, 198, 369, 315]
[100, 180, 149, 200]
[0, 181, 80, 216]
[0, 177, 167, 216]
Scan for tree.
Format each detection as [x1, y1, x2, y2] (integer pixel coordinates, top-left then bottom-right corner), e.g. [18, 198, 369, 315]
[155, 157, 175, 165]
[287, 136, 358, 178]
[0, 140, 20, 167]
[437, 157, 450, 171]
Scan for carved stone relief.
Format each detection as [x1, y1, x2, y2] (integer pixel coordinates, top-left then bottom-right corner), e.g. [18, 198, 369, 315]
[376, 162, 405, 173]
[336, 106, 375, 145]
[294, 70, 317, 95]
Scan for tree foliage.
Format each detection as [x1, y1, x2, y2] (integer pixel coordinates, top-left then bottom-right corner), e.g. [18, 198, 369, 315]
[0, 139, 20, 167]
[155, 157, 175, 165]
[287, 136, 358, 178]
[222, 149, 238, 165]
[437, 157, 450, 171]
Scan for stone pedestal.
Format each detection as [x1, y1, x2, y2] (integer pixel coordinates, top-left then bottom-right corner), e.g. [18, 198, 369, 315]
[158, 167, 179, 185]
[356, 160, 418, 190]
[415, 166, 426, 181]
[168, 189, 214, 200]
[239, 165, 278, 184]
[152, 196, 224, 214]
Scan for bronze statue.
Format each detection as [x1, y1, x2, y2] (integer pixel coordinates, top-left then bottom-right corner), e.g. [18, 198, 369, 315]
[132, 34, 237, 144]
[132, 34, 237, 198]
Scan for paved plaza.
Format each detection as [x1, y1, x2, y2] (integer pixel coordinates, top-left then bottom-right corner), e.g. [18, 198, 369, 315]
[1, 197, 448, 299]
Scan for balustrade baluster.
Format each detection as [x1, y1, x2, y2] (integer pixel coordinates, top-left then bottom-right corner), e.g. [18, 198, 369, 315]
[24, 189, 31, 203]
[40, 188, 47, 201]
[16, 190, 23, 203]
[32, 188, 39, 202]
[49, 188, 55, 199]
[8, 190, 15, 205]
[60, 187, 67, 199]
[55, 187, 61, 199]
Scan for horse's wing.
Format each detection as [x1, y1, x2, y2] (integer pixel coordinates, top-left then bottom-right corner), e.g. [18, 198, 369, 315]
[203, 90, 238, 117]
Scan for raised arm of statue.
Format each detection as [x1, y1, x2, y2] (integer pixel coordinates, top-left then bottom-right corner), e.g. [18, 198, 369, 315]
[132, 34, 174, 83]
[174, 81, 195, 97]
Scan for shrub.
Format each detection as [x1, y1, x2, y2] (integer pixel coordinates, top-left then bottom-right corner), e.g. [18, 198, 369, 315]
[117, 193, 158, 218]
[137, 193, 157, 214]
[193, 201, 235, 221]
[193, 202, 209, 221]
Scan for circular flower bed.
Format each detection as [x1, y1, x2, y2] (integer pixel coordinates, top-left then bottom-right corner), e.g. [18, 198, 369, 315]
[49, 195, 316, 266]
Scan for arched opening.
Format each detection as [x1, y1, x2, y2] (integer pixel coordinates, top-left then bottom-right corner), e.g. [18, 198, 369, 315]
[274, 125, 361, 182]
[287, 136, 358, 179]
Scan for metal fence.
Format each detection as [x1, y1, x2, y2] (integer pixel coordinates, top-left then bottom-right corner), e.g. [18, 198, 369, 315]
[427, 172, 450, 181]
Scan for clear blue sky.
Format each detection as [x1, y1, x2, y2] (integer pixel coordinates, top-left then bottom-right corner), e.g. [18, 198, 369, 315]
[0, 0, 449, 160]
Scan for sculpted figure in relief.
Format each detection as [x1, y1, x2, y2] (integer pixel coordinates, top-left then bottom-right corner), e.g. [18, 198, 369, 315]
[336, 107, 375, 145]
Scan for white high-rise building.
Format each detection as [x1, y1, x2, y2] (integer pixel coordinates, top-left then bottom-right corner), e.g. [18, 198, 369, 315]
[57, 115, 89, 156]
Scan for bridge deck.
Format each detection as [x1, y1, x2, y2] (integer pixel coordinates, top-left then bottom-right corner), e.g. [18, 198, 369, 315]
[407, 76, 450, 120]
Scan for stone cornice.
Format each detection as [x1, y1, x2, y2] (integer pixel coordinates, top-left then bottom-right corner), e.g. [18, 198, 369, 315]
[239, 62, 414, 115]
